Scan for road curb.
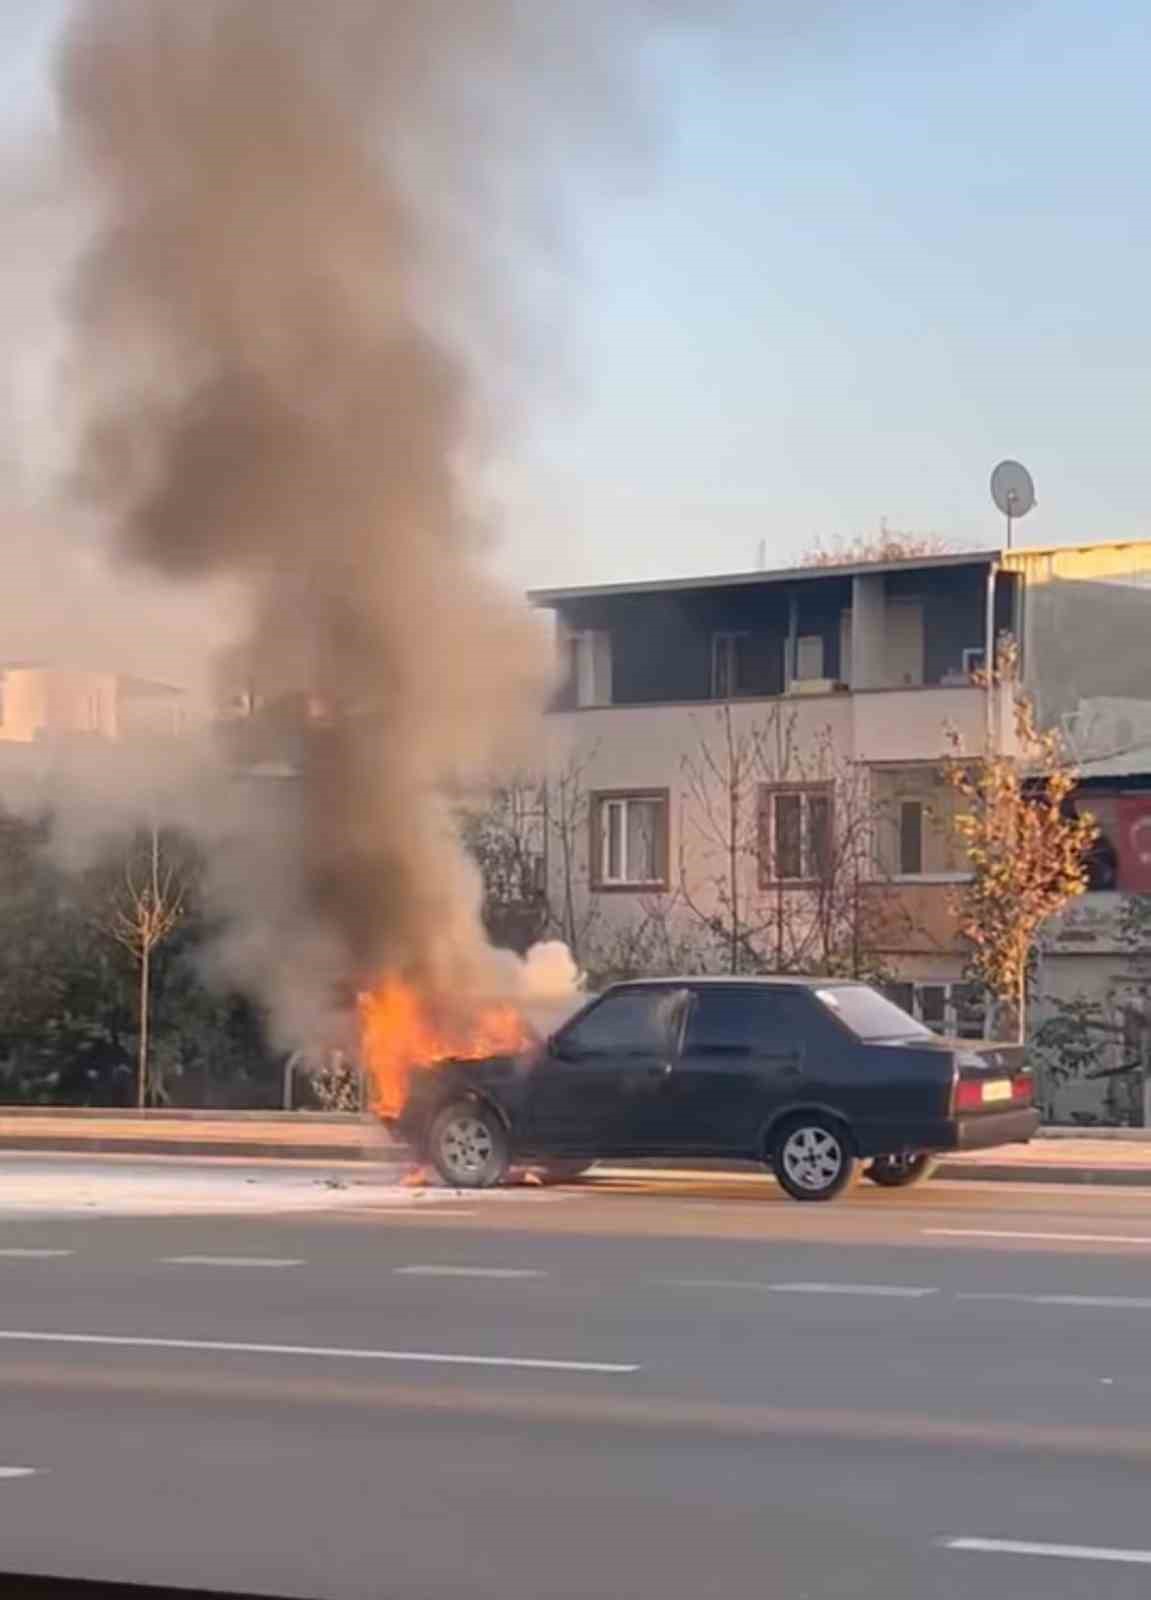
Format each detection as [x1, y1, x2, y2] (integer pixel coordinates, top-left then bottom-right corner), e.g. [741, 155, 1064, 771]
[937, 1161, 1151, 1187]
[0, 1135, 382, 1162]
[4, 1132, 1151, 1187]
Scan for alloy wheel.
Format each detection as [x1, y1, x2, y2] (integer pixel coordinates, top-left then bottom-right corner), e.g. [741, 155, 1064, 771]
[781, 1124, 844, 1192]
[438, 1114, 495, 1181]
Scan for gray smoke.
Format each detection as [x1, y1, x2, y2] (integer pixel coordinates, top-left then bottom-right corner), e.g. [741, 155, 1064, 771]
[50, 0, 723, 1045]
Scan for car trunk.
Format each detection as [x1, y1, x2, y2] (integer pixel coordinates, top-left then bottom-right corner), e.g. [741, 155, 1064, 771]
[946, 1039, 1033, 1114]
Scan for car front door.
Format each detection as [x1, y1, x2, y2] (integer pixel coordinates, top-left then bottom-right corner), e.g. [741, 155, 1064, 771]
[666, 986, 812, 1154]
[519, 987, 689, 1157]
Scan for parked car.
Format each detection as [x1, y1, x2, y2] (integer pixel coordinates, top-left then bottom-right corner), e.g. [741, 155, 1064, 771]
[388, 977, 1039, 1201]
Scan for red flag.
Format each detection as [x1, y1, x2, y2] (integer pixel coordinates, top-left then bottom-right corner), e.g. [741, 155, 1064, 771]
[1117, 796, 1151, 893]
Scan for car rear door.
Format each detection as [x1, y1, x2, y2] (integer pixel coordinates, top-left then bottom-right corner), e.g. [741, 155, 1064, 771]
[664, 986, 813, 1154]
[519, 986, 689, 1156]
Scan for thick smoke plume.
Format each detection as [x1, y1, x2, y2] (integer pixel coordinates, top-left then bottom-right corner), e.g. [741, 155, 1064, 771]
[50, 0, 714, 1049]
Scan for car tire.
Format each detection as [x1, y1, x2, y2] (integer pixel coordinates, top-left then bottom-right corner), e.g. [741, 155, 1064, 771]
[536, 1160, 594, 1184]
[865, 1152, 940, 1189]
[427, 1100, 510, 1189]
[770, 1115, 859, 1202]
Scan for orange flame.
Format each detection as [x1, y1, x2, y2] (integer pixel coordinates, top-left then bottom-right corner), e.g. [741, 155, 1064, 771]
[358, 975, 530, 1118]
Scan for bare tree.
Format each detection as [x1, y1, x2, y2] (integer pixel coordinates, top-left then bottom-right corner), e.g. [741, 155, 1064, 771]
[542, 750, 603, 966]
[678, 705, 902, 978]
[109, 823, 187, 1107]
[944, 637, 1098, 1040]
[678, 705, 785, 973]
[460, 774, 549, 954]
[799, 526, 959, 568]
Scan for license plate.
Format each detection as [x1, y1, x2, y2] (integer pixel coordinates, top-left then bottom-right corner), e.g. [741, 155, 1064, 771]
[982, 1079, 1013, 1104]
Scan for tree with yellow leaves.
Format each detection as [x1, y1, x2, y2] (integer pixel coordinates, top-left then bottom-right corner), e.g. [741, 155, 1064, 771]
[944, 638, 1097, 1041]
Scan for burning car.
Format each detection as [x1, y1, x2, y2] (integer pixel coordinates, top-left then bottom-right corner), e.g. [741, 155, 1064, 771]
[378, 976, 1040, 1202]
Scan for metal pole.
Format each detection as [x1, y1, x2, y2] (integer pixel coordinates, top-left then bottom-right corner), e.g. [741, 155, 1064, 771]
[283, 1053, 297, 1112]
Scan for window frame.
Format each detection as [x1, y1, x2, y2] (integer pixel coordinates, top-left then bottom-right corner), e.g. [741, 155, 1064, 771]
[882, 979, 987, 1039]
[793, 633, 826, 683]
[681, 984, 811, 1056]
[897, 797, 925, 877]
[554, 984, 688, 1060]
[589, 788, 670, 893]
[711, 631, 751, 700]
[758, 782, 835, 887]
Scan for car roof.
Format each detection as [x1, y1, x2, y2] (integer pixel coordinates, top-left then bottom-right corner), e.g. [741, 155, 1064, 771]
[604, 976, 865, 991]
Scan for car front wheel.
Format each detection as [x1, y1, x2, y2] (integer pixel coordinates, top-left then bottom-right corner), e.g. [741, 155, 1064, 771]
[771, 1117, 858, 1202]
[427, 1101, 510, 1189]
[865, 1152, 940, 1189]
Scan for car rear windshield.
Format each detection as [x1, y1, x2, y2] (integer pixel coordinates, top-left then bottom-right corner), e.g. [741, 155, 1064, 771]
[814, 985, 933, 1041]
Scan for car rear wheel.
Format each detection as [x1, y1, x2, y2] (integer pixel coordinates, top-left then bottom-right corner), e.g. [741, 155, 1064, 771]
[771, 1117, 858, 1202]
[427, 1101, 510, 1189]
[865, 1152, 940, 1189]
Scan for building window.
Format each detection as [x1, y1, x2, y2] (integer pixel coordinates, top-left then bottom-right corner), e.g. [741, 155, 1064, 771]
[591, 791, 669, 890]
[962, 647, 986, 680]
[898, 799, 924, 876]
[885, 981, 985, 1039]
[794, 634, 825, 682]
[711, 632, 750, 699]
[760, 784, 833, 884]
[566, 630, 611, 708]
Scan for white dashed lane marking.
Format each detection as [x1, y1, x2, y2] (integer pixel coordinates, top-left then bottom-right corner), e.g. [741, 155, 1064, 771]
[958, 1292, 1151, 1310]
[394, 1265, 546, 1279]
[160, 1255, 303, 1268]
[0, 1467, 44, 1479]
[0, 1330, 637, 1374]
[944, 1537, 1151, 1567]
[667, 1279, 937, 1299]
[0, 1249, 75, 1259]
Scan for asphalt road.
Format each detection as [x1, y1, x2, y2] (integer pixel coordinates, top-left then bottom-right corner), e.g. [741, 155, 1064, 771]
[4, 1156, 1151, 1597]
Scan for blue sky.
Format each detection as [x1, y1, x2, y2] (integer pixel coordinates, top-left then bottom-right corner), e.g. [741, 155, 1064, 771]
[6, 2, 1151, 591]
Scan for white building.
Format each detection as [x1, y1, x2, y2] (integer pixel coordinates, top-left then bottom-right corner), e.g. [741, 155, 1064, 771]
[0, 663, 187, 744]
[532, 539, 1151, 1032]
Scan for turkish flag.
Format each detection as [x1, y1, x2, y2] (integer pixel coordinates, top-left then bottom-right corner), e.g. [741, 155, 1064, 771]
[1117, 796, 1151, 892]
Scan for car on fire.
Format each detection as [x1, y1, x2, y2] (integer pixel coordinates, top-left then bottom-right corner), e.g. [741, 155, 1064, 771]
[387, 977, 1040, 1202]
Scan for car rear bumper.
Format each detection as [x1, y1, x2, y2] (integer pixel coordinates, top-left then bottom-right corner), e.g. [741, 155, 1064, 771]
[952, 1106, 1041, 1151]
[857, 1107, 1040, 1158]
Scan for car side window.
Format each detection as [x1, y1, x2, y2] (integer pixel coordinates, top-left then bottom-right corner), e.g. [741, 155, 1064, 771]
[682, 989, 808, 1055]
[556, 989, 684, 1059]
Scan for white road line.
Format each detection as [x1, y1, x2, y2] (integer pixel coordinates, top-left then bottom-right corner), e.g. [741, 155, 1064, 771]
[160, 1255, 303, 1268]
[664, 1278, 937, 1298]
[767, 1282, 938, 1298]
[958, 1292, 1151, 1310]
[925, 1228, 1151, 1245]
[0, 1249, 74, 1259]
[394, 1266, 545, 1279]
[0, 1468, 43, 1479]
[0, 1330, 636, 1375]
[944, 1537, 1151, 1566]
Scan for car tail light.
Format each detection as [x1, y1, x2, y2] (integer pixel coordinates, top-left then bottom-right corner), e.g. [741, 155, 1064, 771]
[954, 1078, 986, 1112]
[954, 1073, 1029, 1112]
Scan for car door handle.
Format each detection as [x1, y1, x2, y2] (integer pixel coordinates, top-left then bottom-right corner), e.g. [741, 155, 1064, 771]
[641, 1063, 673, 1079]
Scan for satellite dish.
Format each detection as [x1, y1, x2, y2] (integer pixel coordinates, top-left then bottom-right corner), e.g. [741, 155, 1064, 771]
[990, 460, 1036, 547]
